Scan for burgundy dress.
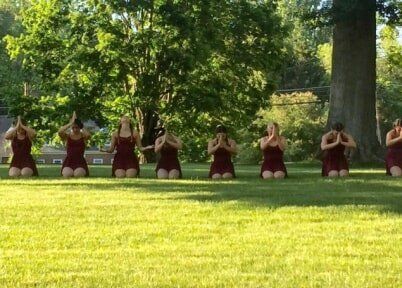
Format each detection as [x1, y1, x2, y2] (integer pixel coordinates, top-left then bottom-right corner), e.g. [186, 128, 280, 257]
[322, 137, 349, 176]
[260, 145, 287, 177]
[209, 147, 235, 177]
[155, 144, 182, 177]
[385, 137, 402, 175]
[10, 136, 38, 176]
[61, 136, 89, 176]
[112, 136, 140, 176]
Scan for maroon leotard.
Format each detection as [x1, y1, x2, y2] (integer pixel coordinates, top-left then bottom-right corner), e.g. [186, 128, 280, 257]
[155, 144, 182, 177]
[10, 136, 38, 176]
[112, 136, 140, 176]
[385, 132, 402, 175]
[322, 136, 349, 176]
[260, 145, 287, 177]
[61, 136, 89, 176]
[209, 143, 235, 178]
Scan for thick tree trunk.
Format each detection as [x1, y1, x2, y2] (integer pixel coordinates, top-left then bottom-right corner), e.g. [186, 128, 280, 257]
[328, 0, 382, 162]
[135, 108, 159, 163]
[142, 110, 159, 163]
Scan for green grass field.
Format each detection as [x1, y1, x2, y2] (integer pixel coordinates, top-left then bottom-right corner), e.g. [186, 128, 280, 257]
[0, 163, 401, 287]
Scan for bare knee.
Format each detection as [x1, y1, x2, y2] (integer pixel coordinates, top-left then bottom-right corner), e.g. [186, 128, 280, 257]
[168, 170, 180, 179]
[274, 171, 285, 179]
[21, 167, 34, 177]
[125, 169, 138, 178]
[157, 169, 169, 179]
[115, 169, 126, 178]
[222, 173, 233, 179]
[62, 167, 74, 178]
[339, 170, 349, 177]
[390, 166, 402, 177]
[262, 171, 274, 179]
[212, 173, 222, 179]
[9, 167, 21, 177]
[73, 168, 86, 177]
[328, 170, 339, 177]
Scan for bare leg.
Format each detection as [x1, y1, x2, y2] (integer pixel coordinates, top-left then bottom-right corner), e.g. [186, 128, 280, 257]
[125, 169, 138, 178]
[21, 167, 34, 177]
[168, 169, 180, 179]
[74, 168, 87, 177]
[62, 167, 74, 178]
[157, 169, 169, 179]
[274, 171, 286, 179]
[262, 171, 274, 179]
[114, 169, 126, 178]
[222, 172, 233, 179]
[9, 167, 21, 177]
[211, 173, 222, 180]
[328, 170, 339, 177]
[339, 169, 349, 177]
[390, 166, 402, 177]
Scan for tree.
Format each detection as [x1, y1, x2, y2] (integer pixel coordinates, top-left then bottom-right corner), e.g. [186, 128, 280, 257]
[276, 0, 332, 91]
[377, 25, 402, 141]
[5, 0, 286, 162]
[328, 0, 379, 161]
[235, 92, 328, 164]
[0, 0, 26, 116]
[312, 0, 401, 162]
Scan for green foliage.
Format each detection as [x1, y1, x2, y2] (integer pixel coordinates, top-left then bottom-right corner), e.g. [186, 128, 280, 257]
[276, 0, 332, 90]
[4, 0, 286, 161]
[377, 25, 402, 131]
[314, 25, 401, 136]
[317, 42, 332, 75]
[307, 0, 401, 26]
[0, 1, 25, 114]
[238, 92, 328, 163]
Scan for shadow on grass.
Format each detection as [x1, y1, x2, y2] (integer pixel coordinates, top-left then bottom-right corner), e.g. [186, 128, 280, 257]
[149, 178, 402, 214]
[3, 172, 401, 214]
[174, 180, 402, 214]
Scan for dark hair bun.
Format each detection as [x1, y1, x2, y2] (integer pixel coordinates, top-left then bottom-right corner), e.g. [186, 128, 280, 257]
[331, 122, 344, 132]
[215, 125, 227, 134]
[74, 119, 84, 129]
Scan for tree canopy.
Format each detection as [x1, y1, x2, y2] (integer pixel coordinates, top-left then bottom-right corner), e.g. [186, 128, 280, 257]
[1, 0, 401, 162]
[4, 0, 286, 161]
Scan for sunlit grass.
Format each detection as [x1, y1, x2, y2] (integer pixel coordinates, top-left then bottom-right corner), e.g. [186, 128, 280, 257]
[0, 163, 401, 287]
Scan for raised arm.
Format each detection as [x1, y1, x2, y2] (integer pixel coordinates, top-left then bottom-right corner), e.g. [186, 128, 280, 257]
[165, 135, 183, 150]
[222, 139, 237, 155]
[20, 124, 36, 140]
[154, 136, 165, 153]
[4, 126, 17, 140]
[81, 127, 91, 141]
[100, 132, 117, 153]
[5, 116, 36, 140]
[386, 130, 402, 147]
[58, 123, 71, 141]
[277, 136, 287, 151]
[58, 113, 76, 141]
[260, 135, 275, 151]
[341, 133, 357, 148]
[20, 121, 36, 140]
[208, 139, 220, 155]
[321, 133, 340, 150]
